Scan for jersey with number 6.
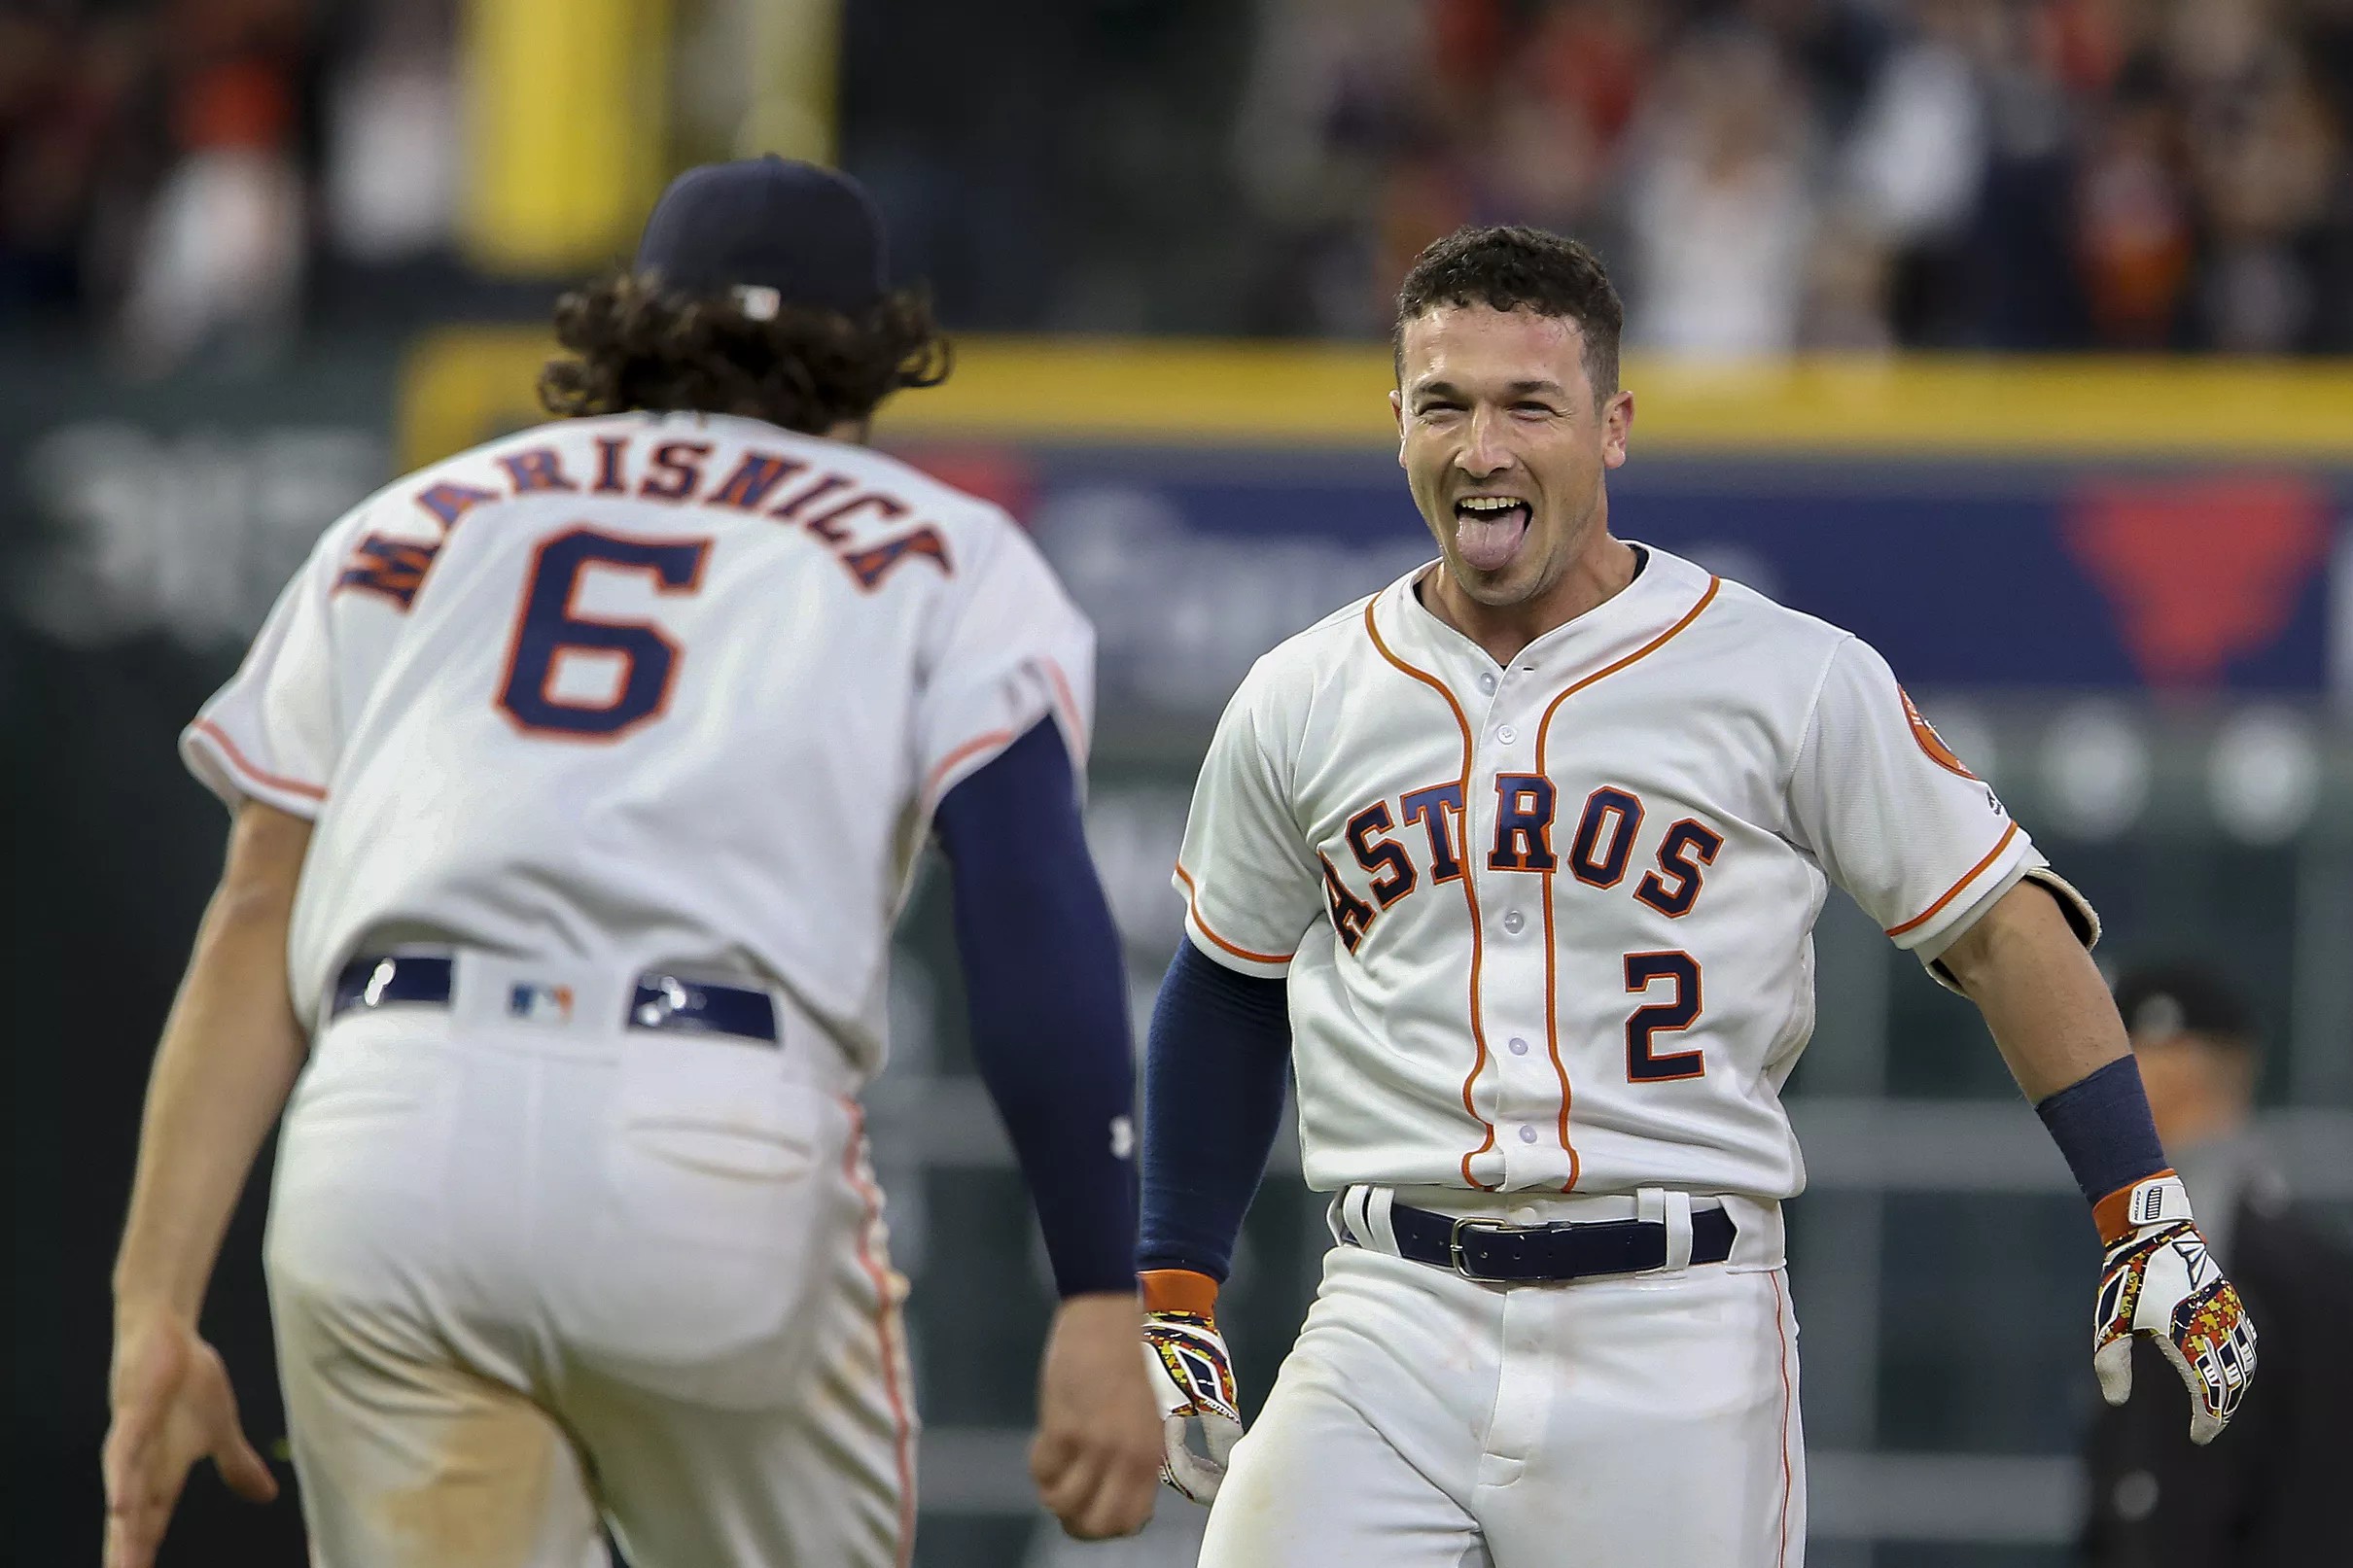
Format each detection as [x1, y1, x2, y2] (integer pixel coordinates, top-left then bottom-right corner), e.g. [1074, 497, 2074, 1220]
[184, 411, 1091, 1070]
[1174, 543, 2094, 1198]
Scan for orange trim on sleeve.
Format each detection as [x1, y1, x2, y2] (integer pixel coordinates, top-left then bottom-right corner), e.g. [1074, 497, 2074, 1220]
[1042, 656, 1087, 758]
[190, 719, 328, 802]
[1173, 862, 1296, 966]
[923, 727, 1016, 801]
[1531, 575, 1721, 1189]
[1885, 821, 2020, 938]
[1363, 593, 1499, 1190]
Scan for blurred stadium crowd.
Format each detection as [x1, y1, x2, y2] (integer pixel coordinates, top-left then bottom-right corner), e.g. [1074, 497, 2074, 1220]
[1238, 0, 2353, 350]
[1, 0, 467, 369]
[7, 0, 2353, 367]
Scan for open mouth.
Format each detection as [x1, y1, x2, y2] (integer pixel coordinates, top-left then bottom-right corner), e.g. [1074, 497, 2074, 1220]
[1453, 495, 1531, 573]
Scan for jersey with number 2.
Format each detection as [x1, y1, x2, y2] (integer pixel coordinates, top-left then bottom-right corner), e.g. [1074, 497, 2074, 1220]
[1173, 544, 2092, 1200]
[184, 412, 1092, 1071]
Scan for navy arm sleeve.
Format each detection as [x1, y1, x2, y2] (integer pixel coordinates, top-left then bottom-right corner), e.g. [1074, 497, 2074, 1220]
[932, 717, 1139, 1298]
[1138, 940, 1293, 1282]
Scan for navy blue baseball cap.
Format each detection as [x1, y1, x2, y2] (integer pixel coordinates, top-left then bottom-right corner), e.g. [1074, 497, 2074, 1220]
[634, 155, 888, 316]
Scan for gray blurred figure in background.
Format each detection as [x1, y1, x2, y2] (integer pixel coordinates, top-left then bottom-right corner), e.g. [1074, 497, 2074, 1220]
[2081, 960, 2353, 1568]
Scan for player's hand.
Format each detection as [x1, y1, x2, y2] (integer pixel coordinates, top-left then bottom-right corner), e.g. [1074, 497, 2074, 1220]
[2090, 1173, 2258, 1446]
[1031, 1291, 1164, 1540]
[1140, 1272, 1243, 1504]
[103, 1307, 278, 1568]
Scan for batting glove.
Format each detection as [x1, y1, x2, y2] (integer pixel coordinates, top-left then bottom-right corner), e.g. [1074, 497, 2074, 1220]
[1139, 1270, 1243, 1504]
[2091, 1171, 2257, 1446]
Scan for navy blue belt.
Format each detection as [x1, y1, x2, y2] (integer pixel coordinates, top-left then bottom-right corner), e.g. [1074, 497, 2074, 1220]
[1379, 1201, 1737, 1283]
[330, 953, 780, 1045]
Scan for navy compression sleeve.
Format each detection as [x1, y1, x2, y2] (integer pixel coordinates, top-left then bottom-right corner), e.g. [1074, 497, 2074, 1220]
[1138, 940, 1292, 1282]
[933, 717, 1138, 1298]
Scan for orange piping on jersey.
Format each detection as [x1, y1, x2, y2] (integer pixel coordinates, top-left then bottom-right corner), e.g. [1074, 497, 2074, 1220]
[1532, 575, 1723, 1189]
[1362, 594, 1498, 1189]
[1772, 1272, 1795, 1568]
[841, 1101, 917, 1568]
[190, 719, 327, 802]
[1174, 862, 1297, 966]
[923, 728, 1017, 802]
[1885, 821, 2019, 938]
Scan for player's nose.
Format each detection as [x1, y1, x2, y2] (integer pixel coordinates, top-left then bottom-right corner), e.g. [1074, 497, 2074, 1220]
[1455, 408, 1517, 477]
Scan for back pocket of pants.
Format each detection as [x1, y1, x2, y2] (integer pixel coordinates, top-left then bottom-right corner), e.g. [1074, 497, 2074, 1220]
[602, 1038, 825, 1257]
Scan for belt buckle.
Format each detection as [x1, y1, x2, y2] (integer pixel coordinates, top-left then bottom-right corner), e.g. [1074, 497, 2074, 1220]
[1448, 1217, 1512, 1281]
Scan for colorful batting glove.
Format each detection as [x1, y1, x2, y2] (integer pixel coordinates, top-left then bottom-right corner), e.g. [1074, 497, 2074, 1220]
[1139, 1270, 1243, 1504]
[2091, 1170, 2257, 1446]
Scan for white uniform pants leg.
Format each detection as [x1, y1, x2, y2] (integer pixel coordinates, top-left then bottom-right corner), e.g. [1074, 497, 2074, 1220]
[264, 1008, 914, 1568]
[1201, 1245, 1805, 1568]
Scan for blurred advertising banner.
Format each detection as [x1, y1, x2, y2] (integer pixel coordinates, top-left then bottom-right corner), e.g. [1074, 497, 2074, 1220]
[11, 336, 2353, 712]
[946, 448, 2351, 715]
[2, 347, 396, 655]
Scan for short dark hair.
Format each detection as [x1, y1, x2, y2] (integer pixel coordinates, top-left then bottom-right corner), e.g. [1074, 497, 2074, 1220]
[1392, 226, 1623, 401]
[539, 269, 951, 435]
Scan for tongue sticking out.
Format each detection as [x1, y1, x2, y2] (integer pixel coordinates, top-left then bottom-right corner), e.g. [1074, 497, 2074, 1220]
[1456, 505, 1528, 573]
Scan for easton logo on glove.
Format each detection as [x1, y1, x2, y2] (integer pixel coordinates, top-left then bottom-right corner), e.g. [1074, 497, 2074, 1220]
[2090, 1171, 2258, 1446]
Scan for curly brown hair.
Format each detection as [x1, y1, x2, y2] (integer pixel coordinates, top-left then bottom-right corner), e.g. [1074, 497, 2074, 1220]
[538, 269, 952, 435]
[1393, 226, 1623, 401]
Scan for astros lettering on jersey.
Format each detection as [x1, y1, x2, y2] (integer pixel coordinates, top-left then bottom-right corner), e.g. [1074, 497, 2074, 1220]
[184, 409, 1092, 1065]
[1174, 543, 2094, 1204]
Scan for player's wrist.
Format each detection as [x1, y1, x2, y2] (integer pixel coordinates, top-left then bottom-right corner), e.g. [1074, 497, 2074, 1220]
[2032, 1055, 2170, 1226]
[1140, 1268, 1220, 1319]
[111, 1278, 201, 1332]
[2091, 1169, 2195, 1247]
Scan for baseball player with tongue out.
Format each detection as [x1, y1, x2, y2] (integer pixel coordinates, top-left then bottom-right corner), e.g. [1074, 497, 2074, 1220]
[1133, 226, 2258, 1566]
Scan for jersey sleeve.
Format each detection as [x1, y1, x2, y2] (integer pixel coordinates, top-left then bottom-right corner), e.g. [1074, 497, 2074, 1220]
[1787, 636, 2097, 975]
[180, 529, 349, 818]
[913, 522, 1096, 814]
[1170, 658, 1325, 978]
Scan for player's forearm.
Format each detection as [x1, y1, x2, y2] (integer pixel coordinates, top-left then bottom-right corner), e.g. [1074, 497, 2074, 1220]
[1138, 940, 1292, 1285]
[1945, 878, 2175, 1218]
[1941, 881, 2128, 1101]
[935, 720, 1142, 1297]
[112, 805, 311, 1323]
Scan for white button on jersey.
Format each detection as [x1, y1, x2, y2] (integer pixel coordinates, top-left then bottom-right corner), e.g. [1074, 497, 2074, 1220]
[183, 411, 1094, 1073]
[1172, 544, 2094, 1199]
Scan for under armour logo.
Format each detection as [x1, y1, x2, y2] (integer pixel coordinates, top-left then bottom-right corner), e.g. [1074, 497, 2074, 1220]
[1109, 1115, 1136, 1161]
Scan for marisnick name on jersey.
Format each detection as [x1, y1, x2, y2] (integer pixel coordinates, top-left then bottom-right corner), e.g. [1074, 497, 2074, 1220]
[336, 429, 952, 611]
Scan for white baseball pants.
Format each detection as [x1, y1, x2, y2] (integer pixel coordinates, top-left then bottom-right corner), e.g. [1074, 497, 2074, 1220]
[1201, 1197, 1805, 1568]
[263, 975, 914, 1568]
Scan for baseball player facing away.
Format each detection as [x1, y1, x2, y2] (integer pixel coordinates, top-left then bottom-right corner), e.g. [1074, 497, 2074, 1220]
[102, 157, 1164, 1568]
[1135, 227, 2259, 1567]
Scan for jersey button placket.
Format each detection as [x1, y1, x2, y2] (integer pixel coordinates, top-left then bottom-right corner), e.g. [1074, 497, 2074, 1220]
[1475, 686, 1549, 1189]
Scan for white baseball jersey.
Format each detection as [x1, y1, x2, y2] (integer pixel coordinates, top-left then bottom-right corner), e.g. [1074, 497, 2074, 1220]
[1174, 542, 2093, 1199]
[184, 409, 1092, 1068]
